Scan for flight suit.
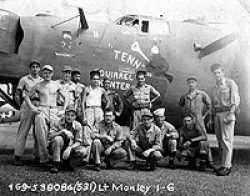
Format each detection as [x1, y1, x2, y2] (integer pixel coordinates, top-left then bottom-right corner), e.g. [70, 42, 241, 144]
[212, 78, 240, 168]
[14, 74, 43, 157]
[50, 118, 89, 162]
[179, 89, 211, 133]
[126, 123, 163, 162]
[124, 84, 159, 129]
[92, 120, 127, 165]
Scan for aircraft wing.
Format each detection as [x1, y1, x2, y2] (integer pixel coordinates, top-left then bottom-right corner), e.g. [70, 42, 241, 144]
[198, 33, 238, 58]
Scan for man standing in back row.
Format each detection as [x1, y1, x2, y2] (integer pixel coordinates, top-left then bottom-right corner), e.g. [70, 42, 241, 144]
[14, 60, 43, 165]
[210, 64, 240, 176]
[124, 70, 160, 129]
[25, 65, 65, 165]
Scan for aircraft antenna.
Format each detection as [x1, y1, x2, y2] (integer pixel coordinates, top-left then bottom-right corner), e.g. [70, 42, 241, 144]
[51, 15, 80, 28]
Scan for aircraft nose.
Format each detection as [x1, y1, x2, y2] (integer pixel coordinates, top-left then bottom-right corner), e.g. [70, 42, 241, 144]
[0, 9, 23, 54]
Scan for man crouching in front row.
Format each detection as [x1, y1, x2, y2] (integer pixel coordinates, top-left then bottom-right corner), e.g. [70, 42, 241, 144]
[49, 105, 91, 173]
[91, 108, 128, 171]
[125, 110, 163, 171]
[177, 112, 212, 171]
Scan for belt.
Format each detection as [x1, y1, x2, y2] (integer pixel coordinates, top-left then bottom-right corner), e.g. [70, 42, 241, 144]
[133, 107, 149, 111]
[86, 106, 101, 108]
[39, 105, 57, 109]
[214, 106, 231, 113]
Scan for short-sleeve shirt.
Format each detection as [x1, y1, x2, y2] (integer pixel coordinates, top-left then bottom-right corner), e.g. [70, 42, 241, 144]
[179, 89, 211, 116]
[54, 118, 83, 143]
[131, 123, 161, 150]
[212, 78, 240, 109]
[179, 125, 204, 144]
[17, 74, 43, 98]
[124, 84, 158, 109]
[157, 121, 178, 141]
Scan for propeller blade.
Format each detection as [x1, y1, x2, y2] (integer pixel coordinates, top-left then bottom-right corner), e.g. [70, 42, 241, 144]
[199, 33, 238, 58]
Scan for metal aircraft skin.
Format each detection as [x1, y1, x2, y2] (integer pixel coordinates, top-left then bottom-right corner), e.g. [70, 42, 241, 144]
[0, 9, 249, 135]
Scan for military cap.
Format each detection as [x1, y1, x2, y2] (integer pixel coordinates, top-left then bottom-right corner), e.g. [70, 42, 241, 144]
[210, 63, 222, 72]
[62, 65, 72, 72]
[142, 110, 153, 118]
[72, 68, 81, 75]
[65, 104, 76, 113]
[153, 108, 165, 117]
[29, 60, 41, 68]
[41, 64, 53, 72]
[186, 75, 198, 82]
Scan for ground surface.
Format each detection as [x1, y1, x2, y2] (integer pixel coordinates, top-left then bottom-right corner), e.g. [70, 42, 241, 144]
[0, 123, 250, 196]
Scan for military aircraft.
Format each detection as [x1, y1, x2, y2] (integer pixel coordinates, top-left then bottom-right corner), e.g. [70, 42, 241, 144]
[0, 8, 249, 135]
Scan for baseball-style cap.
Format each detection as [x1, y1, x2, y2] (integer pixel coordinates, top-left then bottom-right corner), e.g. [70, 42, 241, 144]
[186, 75, 198, 82]
[29, 60, 41, 67]
[42, 64, 54, 72]
[72, 68, 81, 75]
[65, 104, 76, 113]
[142, 110, 153, 118]
[153, 108, 165, 117]
[62, 65, 72, 72]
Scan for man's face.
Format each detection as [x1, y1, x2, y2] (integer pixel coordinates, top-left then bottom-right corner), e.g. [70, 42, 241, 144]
[187, 80, 197, 91]
[213, 68, 224, 82]
[43, 70, 53, 81]
[183, 116, 194, 129]
[155, 116, 165, 125]
[72, 74, 81, 83]
[136, 74, 145, 86]
[104, 111, 114, 124]
[65, 111, 76, 123]
[142, 116, 153, 128]
[104, 80, 111, 90]
[30, 63, 40, 76]
[63, 71, 71, 81]
[91, 75, 100, 86]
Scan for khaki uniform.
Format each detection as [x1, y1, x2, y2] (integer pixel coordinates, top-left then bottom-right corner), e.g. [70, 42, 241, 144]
[14, 74, 43, 157]
[126, 123, 163, 161]
[50, 118, 90, 162]
[92, 121, 127, 165]
[157, 121, 178, 155]
[179, 89, 211, 132]
[32, 81, 61, 163]
[124, 84, 159, 129]
[178, 124, 209, 160]
[212, 78, 240, 168]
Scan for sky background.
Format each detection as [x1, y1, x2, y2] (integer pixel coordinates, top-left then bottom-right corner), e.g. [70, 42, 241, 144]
[0, 0, 249, 24]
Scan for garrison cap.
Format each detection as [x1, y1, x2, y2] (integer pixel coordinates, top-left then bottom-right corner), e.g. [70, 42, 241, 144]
[186, 75, 198, 82]
[141, 110, 153, 118]
[90, 69, 100, 78]
[72, 68, 81, 75]
[62, 65, 72, 72]
[153, 108, 165, 117]
[42, 64, 53, 72]
[65, 104, 76, 113]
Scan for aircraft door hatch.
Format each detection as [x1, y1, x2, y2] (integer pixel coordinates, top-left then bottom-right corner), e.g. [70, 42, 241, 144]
[0, 10, 23, 54]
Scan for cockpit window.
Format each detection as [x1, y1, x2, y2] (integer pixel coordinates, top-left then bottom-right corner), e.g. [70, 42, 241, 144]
[115, 15, 170, 35]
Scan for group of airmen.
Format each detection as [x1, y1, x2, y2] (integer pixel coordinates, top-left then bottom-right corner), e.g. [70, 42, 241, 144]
[13, 60, 240, 176]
